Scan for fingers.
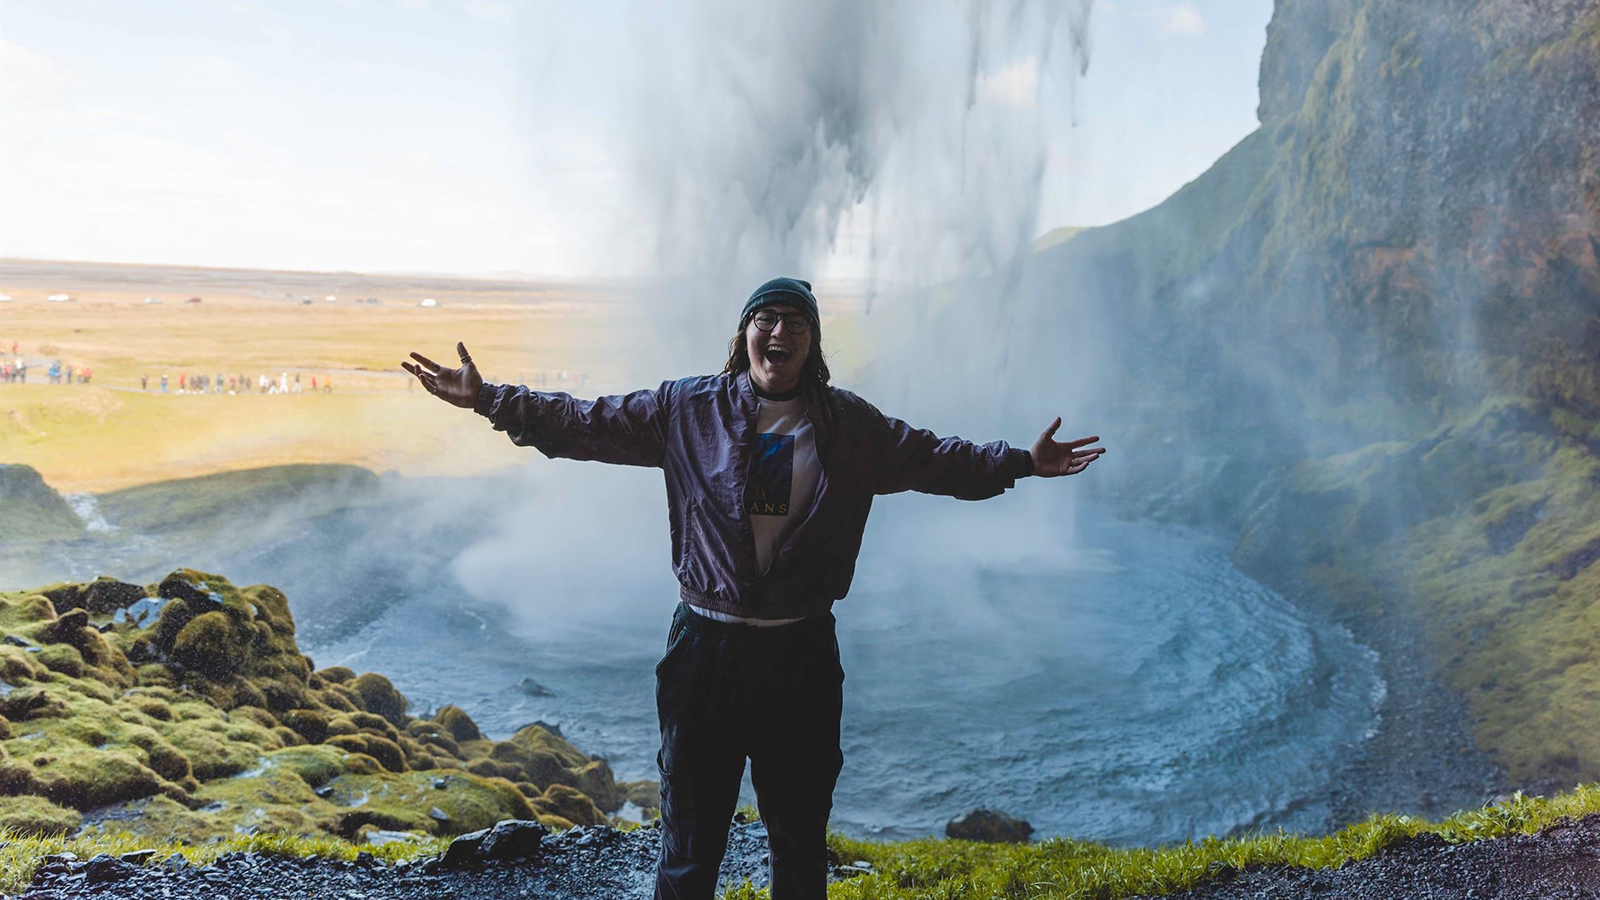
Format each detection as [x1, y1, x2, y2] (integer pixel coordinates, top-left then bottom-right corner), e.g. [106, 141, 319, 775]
[1061, 434, 1100, 449]
[457, 341, 473, 365]
[409, 351, 445, 373]
[1044, 416, 1062, 438]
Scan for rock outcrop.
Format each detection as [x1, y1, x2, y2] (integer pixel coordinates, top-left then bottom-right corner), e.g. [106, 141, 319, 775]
[0, 570, 656, 841]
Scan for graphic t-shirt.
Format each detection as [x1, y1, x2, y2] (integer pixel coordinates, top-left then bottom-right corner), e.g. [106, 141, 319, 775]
[744, 394, 822, 577]
[686, 392, 821, 626]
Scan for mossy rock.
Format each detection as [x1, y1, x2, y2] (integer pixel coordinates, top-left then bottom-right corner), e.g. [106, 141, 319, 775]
[534, 783, 607, 828]
[466, 757, 524, 782]
[37, 644, 85, 678]
[1, 571, 625, 845]
[316, 666, 356, 684]
[509, 723, 590, 768]
[619, 779, 661, 810]
[521, 749, 577, 792]
[282, 709, 330, 743]
[349, 673, 407, 725]
[166, 722, 260, 780]
[0, 794, 83, 837]
[11, 746, 186, 811]
[432, 705, 481, 743]
[572, 759, 624, 812]
[170, 611, 243, 681]
[326, 734, 407, 773]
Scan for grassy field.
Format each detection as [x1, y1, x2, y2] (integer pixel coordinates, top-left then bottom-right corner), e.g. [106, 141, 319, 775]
[0, 259, 869, 493]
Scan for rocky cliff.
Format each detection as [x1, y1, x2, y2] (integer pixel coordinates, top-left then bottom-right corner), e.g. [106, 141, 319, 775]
[993, 0, 1600, 785]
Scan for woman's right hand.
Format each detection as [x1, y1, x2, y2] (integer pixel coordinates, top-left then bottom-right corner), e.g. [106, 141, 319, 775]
[401, 341, 484, 409]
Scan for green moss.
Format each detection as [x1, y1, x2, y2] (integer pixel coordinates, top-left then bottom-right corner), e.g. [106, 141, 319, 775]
[326, 734, 406, 773]
[349, 673, 407, 725]
[281, 709, 329, 743]
[533, 783, 606, 828]
[316, 666, 356, 684]
[0, 795, 82, 837]
[509, 723, 590, 768]
[36, 645, 84, 678]
[432, 704, 481, 742]
[170, 611, 243, 680]
[2, 572, 626, 848]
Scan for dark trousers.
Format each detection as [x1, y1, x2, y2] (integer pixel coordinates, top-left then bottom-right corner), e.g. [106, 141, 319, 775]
[654, 601, 845, 900]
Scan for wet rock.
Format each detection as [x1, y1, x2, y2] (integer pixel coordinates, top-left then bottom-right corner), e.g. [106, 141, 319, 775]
[438, 826, 491, 869]
[44, 578, 146, 617]
[479, 819, 549, 862]
[517, 677, 556, 697]
[118, 849, 157, 864]
[429, 806, 450, 823]
[82, 853, 137, 884]
[945, 808, 1034, 843]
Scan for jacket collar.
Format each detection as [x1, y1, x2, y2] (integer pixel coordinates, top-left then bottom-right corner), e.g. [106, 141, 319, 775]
[735, 369, 834, 467]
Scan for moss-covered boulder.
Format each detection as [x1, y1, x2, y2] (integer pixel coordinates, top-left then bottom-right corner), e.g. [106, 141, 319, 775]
[432, 705, 481, 743]
[0, 571, 632, 844]
[0, 795, 83, 837]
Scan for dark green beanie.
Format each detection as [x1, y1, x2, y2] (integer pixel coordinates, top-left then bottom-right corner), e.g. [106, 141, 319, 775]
[741, 277, 819, 323]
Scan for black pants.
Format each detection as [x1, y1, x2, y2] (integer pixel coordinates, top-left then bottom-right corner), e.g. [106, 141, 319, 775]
[654, 601, 845, 900]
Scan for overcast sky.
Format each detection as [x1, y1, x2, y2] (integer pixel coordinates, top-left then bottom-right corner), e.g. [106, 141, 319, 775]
[0, 0, 1271, 277]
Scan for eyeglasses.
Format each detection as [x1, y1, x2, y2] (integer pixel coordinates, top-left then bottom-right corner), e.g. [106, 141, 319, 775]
[750, 310, 811, 333]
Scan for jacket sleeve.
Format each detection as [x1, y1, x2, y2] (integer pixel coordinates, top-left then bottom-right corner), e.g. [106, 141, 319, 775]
[473, 381, 668, 468]
[868, 403, 1033, 500]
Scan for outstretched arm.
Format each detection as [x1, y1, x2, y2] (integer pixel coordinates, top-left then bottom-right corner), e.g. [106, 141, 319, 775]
[402, 343, 667, 468]
[870, 406, 1104, 499]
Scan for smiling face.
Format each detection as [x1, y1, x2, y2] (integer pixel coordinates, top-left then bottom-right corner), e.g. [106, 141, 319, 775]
[744, 302, 814, 395]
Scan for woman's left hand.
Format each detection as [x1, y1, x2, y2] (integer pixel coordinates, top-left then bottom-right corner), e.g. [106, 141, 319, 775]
[1029, 417, 1105, 477]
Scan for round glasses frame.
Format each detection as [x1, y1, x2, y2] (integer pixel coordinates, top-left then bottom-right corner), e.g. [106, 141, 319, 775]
[750, 310, 811, 333]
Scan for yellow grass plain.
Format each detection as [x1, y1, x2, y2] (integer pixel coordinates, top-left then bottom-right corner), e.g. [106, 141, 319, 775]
[1, 259, 868, 494]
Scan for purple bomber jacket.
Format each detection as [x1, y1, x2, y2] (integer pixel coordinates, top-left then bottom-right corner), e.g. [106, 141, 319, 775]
[473, 369, 1034, 620]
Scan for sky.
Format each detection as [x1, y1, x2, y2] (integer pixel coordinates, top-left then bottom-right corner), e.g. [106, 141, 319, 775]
[0, 0, 1273, 278]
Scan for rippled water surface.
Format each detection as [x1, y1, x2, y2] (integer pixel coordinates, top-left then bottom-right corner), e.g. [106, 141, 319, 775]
[8, 471, 1383, 845]
[292, 490, 1383, 845]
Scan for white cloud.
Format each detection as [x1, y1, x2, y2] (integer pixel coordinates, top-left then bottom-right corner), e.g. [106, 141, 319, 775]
[0, 39, 68, 110]
[1164, 4, 1206, 36]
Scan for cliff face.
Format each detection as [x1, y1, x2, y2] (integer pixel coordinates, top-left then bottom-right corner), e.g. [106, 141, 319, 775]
[0, 465, 84, 544]
[999, 0, 1600, 785]
[1040, 0, 1600, 440]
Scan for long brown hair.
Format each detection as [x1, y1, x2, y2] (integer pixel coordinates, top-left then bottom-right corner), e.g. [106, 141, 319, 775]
[721, 310, 832, 387]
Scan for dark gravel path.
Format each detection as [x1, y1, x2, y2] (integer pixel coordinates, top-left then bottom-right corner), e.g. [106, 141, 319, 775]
[1133, 812, 1600, 900]
[19, 813, 1600, 900]
[19, 819, 808, 900]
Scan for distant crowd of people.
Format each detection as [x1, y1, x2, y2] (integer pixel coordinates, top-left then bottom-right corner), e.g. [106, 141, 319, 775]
[49, 361, 93, 384]
[0, 356, 92, 384]
[141, 372, 334, 394]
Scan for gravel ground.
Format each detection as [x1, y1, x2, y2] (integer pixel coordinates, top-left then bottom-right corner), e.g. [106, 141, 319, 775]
[19, 818, 831, 900]
[20, 813, 1600, 900]
[1132, 812, 1600, 900]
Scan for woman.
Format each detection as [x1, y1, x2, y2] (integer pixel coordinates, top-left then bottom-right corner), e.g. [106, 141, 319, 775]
[402, 277, 1104, 900]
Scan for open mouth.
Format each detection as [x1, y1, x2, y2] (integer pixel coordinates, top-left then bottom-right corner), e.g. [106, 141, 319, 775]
[765, 348, 793, 365]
